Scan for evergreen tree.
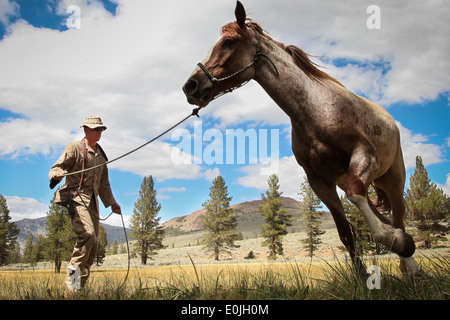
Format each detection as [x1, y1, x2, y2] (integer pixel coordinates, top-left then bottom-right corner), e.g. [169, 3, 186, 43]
[31, 234, 46, 264]
[0, 195, 19, 266]
[298, 177, 324, 257]
[130, 175, 165, 265]
[45, 192, 75, 273]
[119, 240, 127, 254]
[8, 242, 21, 264]
[110, 240, 118, 255]
[260, 174, 293, 260]
[23, 232, 34, 264]
[95, 225, 108, 266]
[202, 175, 239, 261]
[405, 156, 450, 248]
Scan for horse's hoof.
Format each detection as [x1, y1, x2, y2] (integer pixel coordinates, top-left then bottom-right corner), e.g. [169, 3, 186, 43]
[392, 229, 415, 258]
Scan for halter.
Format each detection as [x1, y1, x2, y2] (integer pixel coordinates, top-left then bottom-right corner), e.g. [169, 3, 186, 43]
[197, 32, 279, 99]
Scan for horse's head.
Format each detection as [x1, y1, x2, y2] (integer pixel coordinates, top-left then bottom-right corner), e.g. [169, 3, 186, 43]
[183, 1, 260, 108]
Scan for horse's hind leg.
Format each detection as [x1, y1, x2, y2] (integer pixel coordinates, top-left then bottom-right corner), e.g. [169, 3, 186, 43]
[373, 152, 420, 279]
[345, 146, 415, 258]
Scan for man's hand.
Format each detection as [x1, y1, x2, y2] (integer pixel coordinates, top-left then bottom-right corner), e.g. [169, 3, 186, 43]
[50, 170, 68, 189]
[53, 170, 68, 181]
[112, 203, 122, 215]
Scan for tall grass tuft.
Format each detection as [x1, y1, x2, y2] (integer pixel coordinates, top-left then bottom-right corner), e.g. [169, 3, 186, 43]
[0, 254, 448, 300]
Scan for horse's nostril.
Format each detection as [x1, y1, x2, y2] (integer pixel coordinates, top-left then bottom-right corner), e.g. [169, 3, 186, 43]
[183, 79, 198, 96]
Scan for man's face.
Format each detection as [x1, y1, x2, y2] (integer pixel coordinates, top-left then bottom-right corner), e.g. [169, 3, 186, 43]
[84, 127, 104, 143]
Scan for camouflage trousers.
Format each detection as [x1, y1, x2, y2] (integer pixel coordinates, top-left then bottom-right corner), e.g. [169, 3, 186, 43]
[67, 198, 99, 285]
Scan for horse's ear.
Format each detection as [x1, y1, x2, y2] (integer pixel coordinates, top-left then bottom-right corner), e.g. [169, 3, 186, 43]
[235, 1, 246, 29]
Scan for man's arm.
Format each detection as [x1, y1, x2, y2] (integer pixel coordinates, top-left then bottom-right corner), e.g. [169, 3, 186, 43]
[98, 165, 121, 214]
[49, 143, 77, 186]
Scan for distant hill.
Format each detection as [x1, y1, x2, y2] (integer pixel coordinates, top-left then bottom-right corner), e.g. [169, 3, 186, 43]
[14, 217, 48, 245]
[162, 196, 335, 238]
[14, 216, 129, 249]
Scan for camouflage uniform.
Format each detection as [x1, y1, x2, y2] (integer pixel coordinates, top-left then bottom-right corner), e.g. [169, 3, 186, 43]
[49, 138, 116, 284]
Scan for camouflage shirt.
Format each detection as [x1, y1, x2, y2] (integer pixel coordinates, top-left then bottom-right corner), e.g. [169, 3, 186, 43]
[49, 139, 116, 211]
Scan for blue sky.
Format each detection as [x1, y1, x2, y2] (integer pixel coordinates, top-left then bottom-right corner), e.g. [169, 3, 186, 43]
[0, 0, 448, 227]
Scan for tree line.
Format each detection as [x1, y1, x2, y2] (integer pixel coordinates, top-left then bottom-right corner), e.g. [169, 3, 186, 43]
[196, 156, 449, 260]
[0, 155, 448, 269]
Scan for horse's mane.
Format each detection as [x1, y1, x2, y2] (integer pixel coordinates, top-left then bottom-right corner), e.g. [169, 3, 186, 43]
[222, 20, 343, 87]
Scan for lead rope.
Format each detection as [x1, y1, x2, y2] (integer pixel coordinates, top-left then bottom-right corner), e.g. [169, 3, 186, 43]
[118, 212, 129, 290]
[59, 106, 203, 179]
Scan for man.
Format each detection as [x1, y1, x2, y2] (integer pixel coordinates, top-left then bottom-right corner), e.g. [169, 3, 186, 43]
[49, 115, 121, 289]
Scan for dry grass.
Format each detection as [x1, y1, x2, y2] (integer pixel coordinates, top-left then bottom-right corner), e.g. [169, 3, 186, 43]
[1, 229, 449, 300]
[0, 253, 448, 300]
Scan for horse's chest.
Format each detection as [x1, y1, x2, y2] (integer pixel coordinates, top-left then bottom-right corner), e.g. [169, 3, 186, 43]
[292, 132, 349, 178]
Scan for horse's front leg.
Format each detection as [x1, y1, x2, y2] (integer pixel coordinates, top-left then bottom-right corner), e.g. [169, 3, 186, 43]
[306, 175, 366, 275]
[344, 146, 415, 259]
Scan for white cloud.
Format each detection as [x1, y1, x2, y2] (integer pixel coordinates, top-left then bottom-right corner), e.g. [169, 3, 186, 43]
[203, 167, 221, 182]
[397, 121, 444, 169]
[4, 193, 131, 227]
[437, 174, 450, 196]
[0, 0, 19, 26]
[298, 0, 450, 106]
[104, 139, 203, 182]
[158, 186, 187, 200]
[159, 187, 186, 193]
[324, 61, 387, 102]
[238, 155, 307, 199]
[0, 0, 448, 182]
[0, 118, 77, 158]
[5, 196, 47, 221]
[100, 212, 130, 228]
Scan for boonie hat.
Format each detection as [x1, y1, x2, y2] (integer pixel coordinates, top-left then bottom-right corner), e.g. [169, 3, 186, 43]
[80, 115, 107, 130]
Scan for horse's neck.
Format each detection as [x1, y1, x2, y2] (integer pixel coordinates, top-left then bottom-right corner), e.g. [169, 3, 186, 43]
[254, 40, 335, 122]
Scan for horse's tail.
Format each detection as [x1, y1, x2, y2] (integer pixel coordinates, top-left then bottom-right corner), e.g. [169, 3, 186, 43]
[370, 184, 392, 214]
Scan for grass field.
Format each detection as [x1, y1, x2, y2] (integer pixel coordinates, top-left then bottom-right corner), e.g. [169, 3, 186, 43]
[0, 254, 448, 300]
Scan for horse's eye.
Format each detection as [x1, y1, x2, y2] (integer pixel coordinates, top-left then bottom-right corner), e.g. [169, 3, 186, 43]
[222, 39, 235, 49]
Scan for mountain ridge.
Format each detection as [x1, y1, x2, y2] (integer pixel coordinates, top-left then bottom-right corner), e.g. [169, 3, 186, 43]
[161, 196, 334, 238]
[14, 216, 128, 249]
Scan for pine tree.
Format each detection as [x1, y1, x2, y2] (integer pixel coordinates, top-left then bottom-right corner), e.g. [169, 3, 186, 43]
[405, 156, 450, 248]
[31, 234, 46, 264]
[23, 233, 34, 264]
[45, 191, 75, 273]
[130, 175, 165, 265]
[96, 225, 108, 266]
[8, 242, 21, 264]
[298, 177, 324, 257]
[260, 174, 293, 260]
[202, 175, 239, 261]
[0, 195, 19, 266]
[119, 240, 127, 254]
[110, 240, 118, 255]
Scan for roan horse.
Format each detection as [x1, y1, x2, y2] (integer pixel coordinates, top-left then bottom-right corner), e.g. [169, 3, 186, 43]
[183, 1, 420, 279]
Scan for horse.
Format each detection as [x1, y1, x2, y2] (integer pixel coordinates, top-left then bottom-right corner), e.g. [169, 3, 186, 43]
[182, 1, 420, 279]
